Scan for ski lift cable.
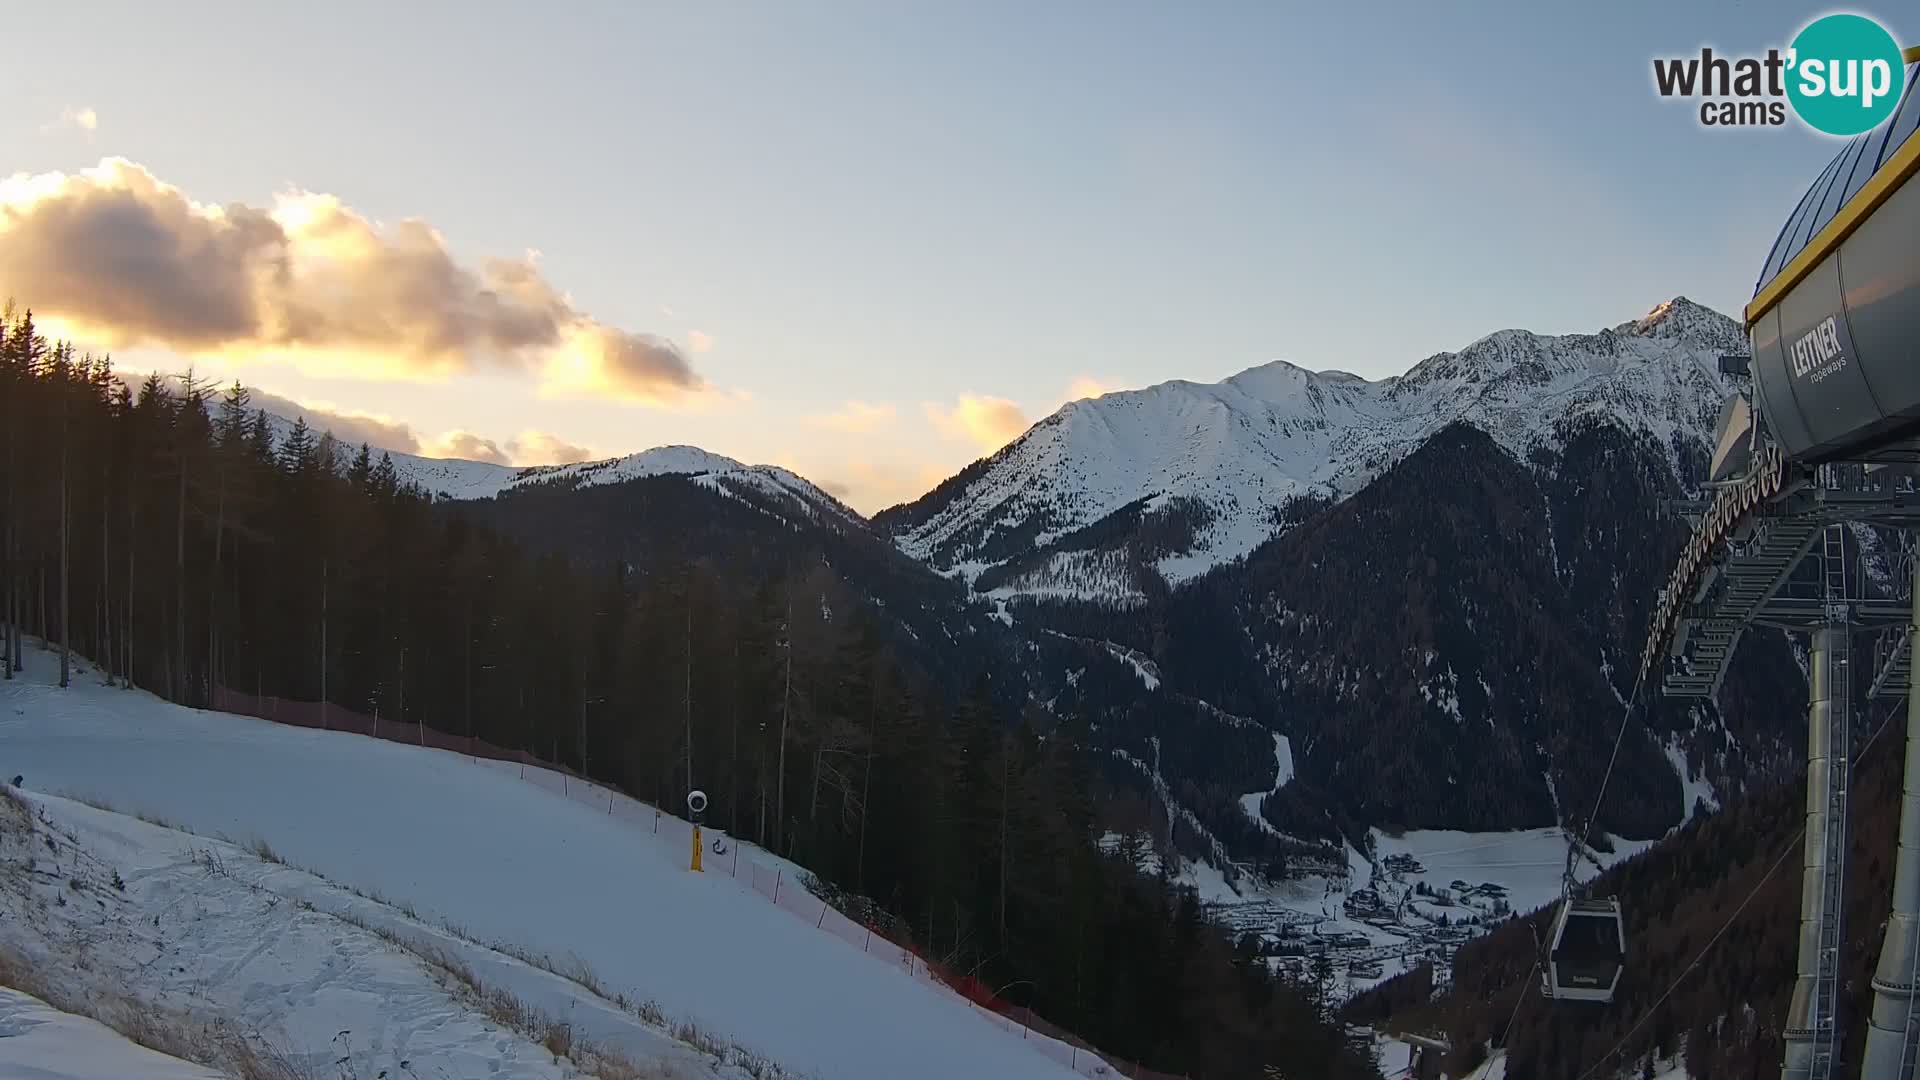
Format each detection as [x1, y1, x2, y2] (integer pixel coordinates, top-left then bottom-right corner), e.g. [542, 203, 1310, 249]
[1566, 664, 1649, 896]
[1500, 958, 1544, 1049]
[1565, 697, 1903, 1080]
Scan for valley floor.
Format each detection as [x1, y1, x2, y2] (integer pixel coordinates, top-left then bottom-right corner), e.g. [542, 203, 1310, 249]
[1191, 816, 1659, 999]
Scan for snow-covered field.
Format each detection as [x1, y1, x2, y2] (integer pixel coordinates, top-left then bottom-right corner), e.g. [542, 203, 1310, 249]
[1179, 821, 1659, 1001]
[1370, 826, 1658, 918]
[0, 647, 1091, 1080]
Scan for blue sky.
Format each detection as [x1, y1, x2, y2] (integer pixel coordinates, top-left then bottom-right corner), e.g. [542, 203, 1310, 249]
[0, 1, 1892, 510]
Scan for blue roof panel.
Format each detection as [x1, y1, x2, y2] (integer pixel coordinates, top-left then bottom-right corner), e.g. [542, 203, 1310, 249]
[1755, 61, 1920, 299]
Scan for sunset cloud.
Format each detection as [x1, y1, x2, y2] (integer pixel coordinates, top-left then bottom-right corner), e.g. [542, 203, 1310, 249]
[924, 394, 1029, 452]
[807, 458, 957, 515]
[686, 330, 714, 353]
[506, 429, 593, 465]
[239, 388, 425, 455]
[807, 400, 897, 434]
[1066, 375, 1120, 401]
[423, 430, 511, 465]
[0, 159, 708, 405]
[211, 386, 592, 467]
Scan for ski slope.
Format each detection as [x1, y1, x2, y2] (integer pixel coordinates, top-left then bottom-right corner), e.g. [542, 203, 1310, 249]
[0, 783, 737, 1079]
[0, 648, 1087, 1080]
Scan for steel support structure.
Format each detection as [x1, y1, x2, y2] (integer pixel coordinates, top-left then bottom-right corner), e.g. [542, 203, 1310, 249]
[1783, 594, 1853, 1080]
[1862, 546, 1920, 1080]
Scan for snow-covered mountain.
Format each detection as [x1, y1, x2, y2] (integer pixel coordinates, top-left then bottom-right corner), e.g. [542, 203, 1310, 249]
[404, 444, 860, 527]
[249, 403, 859, 527]
[877, 297, 1744, 601]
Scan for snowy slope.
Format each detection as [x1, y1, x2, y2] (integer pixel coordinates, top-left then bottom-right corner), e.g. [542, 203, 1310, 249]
[383, 442, 855, 525]
[0, 787, 730, 1079]
[1238, 732, 1294, 837]
[244, 404, 859, 524]
[0, 988, 225, 1080]
[0, 649, 1085, 1080]
[883, 297, 1741, 593]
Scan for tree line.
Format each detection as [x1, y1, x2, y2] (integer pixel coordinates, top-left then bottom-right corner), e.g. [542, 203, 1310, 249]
[0, 306, 1378, 1080]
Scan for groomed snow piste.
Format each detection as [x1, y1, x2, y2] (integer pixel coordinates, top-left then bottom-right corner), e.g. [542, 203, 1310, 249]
[0, 648, 1090, 1080]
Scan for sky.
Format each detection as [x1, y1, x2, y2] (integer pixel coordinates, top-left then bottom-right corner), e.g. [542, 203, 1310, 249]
[0, 1, 1895, 513]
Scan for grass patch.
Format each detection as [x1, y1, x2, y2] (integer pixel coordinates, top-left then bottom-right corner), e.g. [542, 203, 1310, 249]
[0, 944, 313, 1080]
[0, 785, 32, 830]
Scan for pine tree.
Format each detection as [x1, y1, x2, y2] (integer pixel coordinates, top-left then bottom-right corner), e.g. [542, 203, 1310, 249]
[279, 417, 315, 476]
[315, 433, 341, 478]
[372, 452, 399, 498]
[248, 408, 275, 463]
[217, 382, 250, 450]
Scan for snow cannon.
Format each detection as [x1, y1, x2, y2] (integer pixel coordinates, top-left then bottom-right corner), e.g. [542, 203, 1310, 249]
[687, 789, 708, 872]
[1746, 56, 1920, 466]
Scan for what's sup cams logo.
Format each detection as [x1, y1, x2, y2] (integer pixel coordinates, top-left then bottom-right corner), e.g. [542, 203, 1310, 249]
[1653, 12, 1909, 135]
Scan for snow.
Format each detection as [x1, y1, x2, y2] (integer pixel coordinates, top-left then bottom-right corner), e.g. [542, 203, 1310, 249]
[248, 399, 857, 525]
[1180, 859, 1247, 905]
[982, 550, 1148, 608]
[399, 446, 859, 526]
[1373, 1035, 1414, 1079]
[1369, 827, 1652, 917]
[1666, 736, 1719, 824]
[1103, 642, 1161, 690]
[0, 648, 1091, 1080]
[1237, 732, 1293, 835]
[1345, 839, 1374, 892]
[0, 987, 225, 1080]
[893, 298, 1739, 594]
[0, 790, 722, 1080]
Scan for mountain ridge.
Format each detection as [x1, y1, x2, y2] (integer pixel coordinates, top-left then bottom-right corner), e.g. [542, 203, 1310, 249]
[873, 297, 1742, 602]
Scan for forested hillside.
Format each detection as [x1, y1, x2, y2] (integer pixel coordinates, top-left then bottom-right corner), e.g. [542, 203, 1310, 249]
[996, 418, 1806, 852]
[1347, 695, 1909, 1079]
[0, 306, 1376, 1080]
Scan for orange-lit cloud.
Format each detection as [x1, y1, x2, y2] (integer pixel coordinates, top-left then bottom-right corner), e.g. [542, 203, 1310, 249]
[924, 394, 1029, 452]
[0, 159, 708, 406]
[1066, 375, 1121, 401]
[686, 330, 714, 353]
[423, 430, 513, 465]
[506, 429, 593, 465]
[220, 386, 592, 467]
[796, 457, 956, 515]
[807, 400, 897, 434]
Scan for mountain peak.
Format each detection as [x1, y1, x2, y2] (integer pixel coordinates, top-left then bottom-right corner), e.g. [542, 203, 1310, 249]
[886, 297, 1738, 596]
[1619, 296, 1743, 350]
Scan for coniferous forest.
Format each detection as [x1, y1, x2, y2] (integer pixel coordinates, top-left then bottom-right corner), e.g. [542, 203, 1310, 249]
[0, 306, 1379, 1080]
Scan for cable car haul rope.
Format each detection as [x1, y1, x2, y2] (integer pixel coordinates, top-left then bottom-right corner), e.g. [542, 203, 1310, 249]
[1541, 438, 1789, 1007]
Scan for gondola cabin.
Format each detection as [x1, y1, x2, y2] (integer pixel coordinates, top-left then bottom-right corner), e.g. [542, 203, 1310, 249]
[1541, 898, 1625, 1003]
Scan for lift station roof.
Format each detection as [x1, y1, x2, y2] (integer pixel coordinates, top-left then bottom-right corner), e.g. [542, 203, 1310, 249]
[1748, 53, 1920, 464]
